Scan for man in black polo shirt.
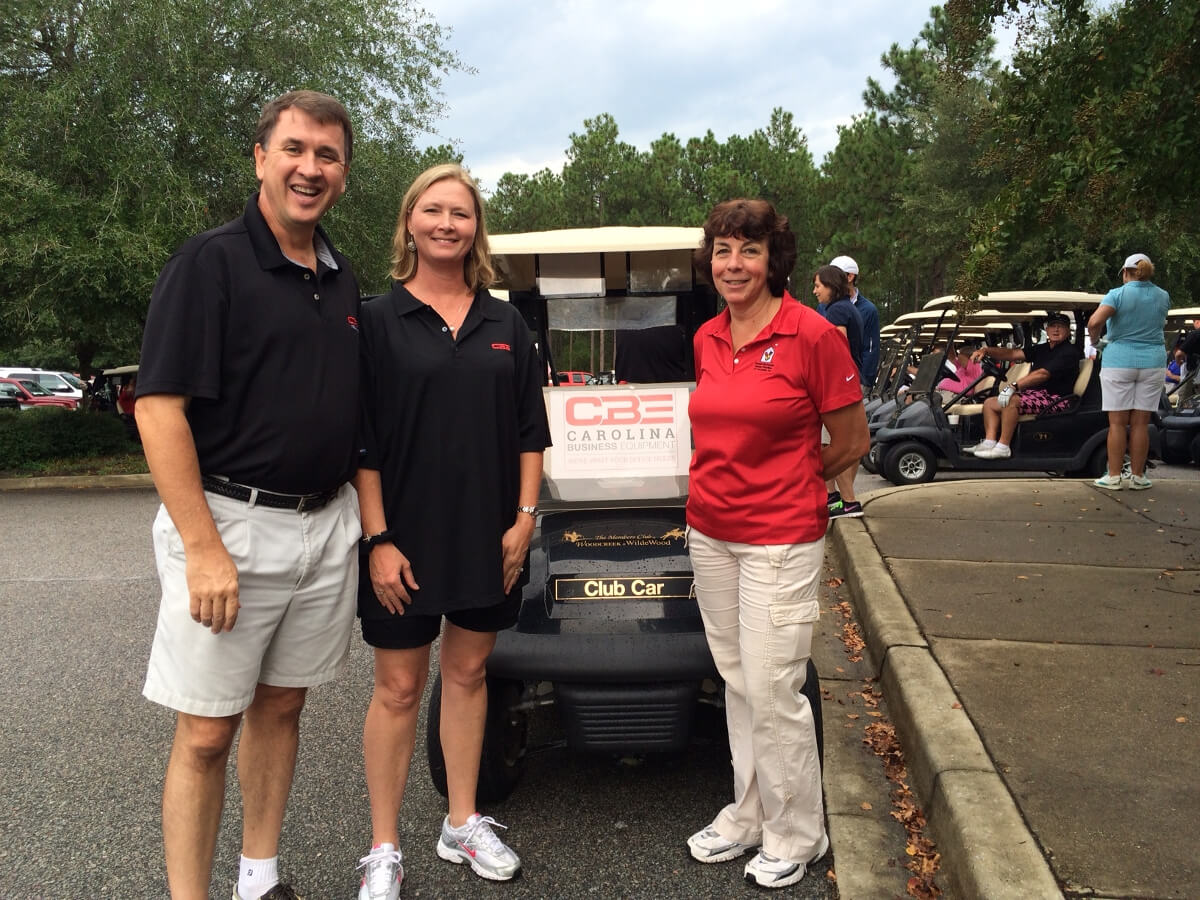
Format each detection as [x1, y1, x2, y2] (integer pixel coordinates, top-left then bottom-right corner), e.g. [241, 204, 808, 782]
[136, 91, 360, 900]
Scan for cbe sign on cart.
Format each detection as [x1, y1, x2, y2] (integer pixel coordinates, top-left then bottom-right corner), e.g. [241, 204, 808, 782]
[543, 385, 691, 482]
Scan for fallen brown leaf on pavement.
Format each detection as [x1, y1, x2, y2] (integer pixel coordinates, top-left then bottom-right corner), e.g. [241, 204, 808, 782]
[861, 802, 873, 810]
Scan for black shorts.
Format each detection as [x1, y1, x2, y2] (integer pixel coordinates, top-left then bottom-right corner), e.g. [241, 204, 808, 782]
[360, 592, 521, 650]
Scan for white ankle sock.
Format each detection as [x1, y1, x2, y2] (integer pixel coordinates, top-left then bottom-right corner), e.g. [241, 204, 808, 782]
[238, 855, 278, 900]
[995, 442, 1009, 450]
[976, 439, 996, 449]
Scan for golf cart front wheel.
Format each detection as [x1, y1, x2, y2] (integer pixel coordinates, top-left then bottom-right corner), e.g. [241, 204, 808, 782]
[861, 445, 878, 475]
[883, 441, 937, 485]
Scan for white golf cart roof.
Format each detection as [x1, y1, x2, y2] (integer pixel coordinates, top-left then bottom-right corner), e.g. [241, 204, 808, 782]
[490, 226, 704, 256]
[1166, 307, 1199, 328]
[923, 290, 1105, 312]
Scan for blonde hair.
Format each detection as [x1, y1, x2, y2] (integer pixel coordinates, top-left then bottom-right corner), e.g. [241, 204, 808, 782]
[1126, 258, 1155, 280]
[389, 164, 495, 291]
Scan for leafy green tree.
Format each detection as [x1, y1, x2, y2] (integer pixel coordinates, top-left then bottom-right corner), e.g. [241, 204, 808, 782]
[818, 7, 1002, 322]
[561, 113, 640, 225]
[948, 0, 1200, 303]
[0, 0, 463, 371]
[488, 169, 567, 234]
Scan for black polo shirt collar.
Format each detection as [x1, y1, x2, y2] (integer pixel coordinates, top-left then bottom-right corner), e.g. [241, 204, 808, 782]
[388, 282, 506, 322]
[242, 192, 341, 275]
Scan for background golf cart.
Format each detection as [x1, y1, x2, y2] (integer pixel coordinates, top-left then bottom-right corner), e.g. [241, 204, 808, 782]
[862, 305, 1022, 472]
[870, 291, 1161, 485]
[1161, 306, 1200, 465]
[423, 227, 825, 802]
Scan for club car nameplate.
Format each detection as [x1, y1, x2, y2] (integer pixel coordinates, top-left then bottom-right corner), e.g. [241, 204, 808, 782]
[555, 575, 694, 602]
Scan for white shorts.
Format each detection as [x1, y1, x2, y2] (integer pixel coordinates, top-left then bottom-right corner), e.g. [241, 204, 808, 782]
[143, 485, 361, 717]
[1100, 367, 1164, 412]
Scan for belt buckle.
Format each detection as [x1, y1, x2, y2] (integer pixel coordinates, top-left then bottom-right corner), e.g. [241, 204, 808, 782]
[296, 495, 313, 513]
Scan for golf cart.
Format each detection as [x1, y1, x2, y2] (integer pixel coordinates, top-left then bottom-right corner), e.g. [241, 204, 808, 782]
[871, 291, 1163, 485]
[422, 227, 824, 801]
[1160, 306, 1200, 465]
[861, 306, 1017, 474]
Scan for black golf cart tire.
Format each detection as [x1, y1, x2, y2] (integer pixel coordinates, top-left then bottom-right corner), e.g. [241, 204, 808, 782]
[426, 674, 528, 803]
[883, 441, 937, 485]
[1087, 444, 1109, 478]
[860, 449, 878, 475]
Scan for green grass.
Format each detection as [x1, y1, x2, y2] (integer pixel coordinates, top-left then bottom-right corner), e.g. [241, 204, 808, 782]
[0, 450, 149, 479]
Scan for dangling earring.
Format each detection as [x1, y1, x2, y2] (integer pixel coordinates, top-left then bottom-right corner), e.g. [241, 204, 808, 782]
[406, 236, 416, 252]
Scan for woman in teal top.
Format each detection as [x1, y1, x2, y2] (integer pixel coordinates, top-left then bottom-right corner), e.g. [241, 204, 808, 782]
[1087, 252, 1170, 490]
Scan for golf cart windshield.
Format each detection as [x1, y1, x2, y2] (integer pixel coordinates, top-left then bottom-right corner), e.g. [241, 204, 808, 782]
[491, 227, 714, 505]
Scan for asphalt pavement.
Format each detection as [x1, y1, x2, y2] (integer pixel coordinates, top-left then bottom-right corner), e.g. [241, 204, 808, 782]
[0, 482, 917, 899]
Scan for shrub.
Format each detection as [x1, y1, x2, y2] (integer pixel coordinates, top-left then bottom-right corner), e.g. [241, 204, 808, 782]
[0, 408, 133, 467]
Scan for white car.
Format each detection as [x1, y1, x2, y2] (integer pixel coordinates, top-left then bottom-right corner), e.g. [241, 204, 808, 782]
[0, 368, 85, 401]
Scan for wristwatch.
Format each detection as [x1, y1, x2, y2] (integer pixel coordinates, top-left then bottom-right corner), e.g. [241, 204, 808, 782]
[517, 505, 538, 519]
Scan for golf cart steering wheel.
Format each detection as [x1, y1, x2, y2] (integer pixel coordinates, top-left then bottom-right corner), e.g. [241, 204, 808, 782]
[978, 355, 1005, 380]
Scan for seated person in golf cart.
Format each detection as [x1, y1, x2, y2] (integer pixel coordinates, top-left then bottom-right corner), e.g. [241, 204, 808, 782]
[935, 342, 984, 401]
[965, 312, 1082, 458]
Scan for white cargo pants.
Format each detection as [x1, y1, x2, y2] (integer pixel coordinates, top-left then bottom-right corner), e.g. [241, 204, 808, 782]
[687, 526, 826, 863]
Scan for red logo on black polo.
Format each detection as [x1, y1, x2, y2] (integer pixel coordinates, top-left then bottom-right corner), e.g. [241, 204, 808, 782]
[492, 343, 511, 351]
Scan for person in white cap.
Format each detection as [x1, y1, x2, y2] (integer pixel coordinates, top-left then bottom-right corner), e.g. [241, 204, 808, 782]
[821, 255, 878, 518]
[1087, 252, 1170, 490]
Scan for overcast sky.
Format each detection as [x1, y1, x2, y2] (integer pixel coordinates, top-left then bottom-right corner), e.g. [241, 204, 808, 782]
[414, 1, 1014, 192]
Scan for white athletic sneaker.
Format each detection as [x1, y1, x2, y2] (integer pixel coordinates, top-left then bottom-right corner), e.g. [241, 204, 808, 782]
[743, 833, 830, 889]
[964, 439, 996, 456]
[436, 813, 521, 881]
[1127, 474, 1153, 490]
[974, 443, 1012, 459]
[687, 824, 757, 863]
[1093, 473, 1124, 490]
[357, 844, 402, 900]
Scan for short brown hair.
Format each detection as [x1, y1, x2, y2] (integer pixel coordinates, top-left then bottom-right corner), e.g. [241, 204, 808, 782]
[253, 90, 353, 165]
[814, 264, 850, 301]
[390, 164, 496, 292]
[694, 199, 796, 297]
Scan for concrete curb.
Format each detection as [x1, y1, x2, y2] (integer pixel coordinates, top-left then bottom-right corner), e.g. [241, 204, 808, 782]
[828, 513, 1064, 900]
[0, 473, 154, 491]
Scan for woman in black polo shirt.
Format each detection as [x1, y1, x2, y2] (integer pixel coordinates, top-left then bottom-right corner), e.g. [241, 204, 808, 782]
[352, 164, 549, 896]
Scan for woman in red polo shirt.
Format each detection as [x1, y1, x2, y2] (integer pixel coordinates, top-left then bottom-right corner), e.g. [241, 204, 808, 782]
[684, 199, 869, 890]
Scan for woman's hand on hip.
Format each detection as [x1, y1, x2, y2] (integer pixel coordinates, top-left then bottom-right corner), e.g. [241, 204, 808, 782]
[369, 542, 418, 614]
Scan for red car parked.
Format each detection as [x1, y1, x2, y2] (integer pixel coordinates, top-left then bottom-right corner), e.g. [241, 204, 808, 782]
[555, 370, 592, 387]
[0, 378, 79, 410]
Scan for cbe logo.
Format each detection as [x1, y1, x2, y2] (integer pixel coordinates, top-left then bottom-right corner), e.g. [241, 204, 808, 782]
[564, 393, 674, 426]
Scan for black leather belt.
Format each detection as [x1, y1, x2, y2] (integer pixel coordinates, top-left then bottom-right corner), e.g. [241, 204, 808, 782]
[201, 475, 340, 512]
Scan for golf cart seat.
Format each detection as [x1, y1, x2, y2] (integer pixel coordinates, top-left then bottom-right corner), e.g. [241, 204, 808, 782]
[948, 362, 1033, 417]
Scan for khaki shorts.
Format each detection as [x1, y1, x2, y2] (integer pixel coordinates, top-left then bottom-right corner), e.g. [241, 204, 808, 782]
[143, 485, 361, 717]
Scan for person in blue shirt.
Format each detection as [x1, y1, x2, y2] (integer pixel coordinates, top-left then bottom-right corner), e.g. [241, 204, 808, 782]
[829, 256, 880, 391]
[1087, 252, 1171, 490]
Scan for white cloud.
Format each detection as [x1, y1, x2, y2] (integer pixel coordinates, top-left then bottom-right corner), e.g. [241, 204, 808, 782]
[415, 1, 999, 187]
